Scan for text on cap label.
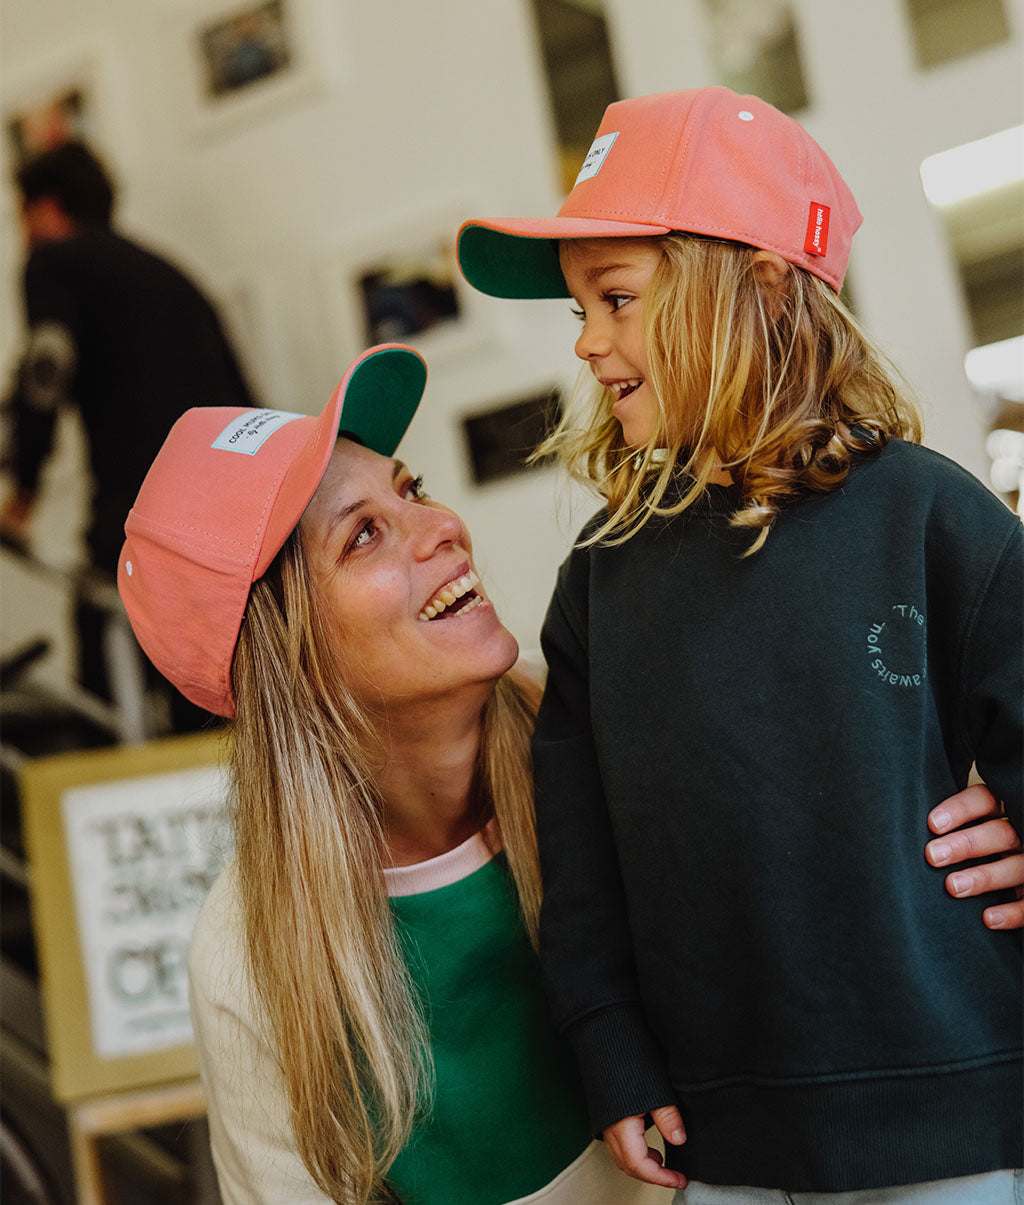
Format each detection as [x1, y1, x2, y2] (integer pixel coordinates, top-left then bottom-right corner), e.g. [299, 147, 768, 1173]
[211, 409, 303, 455]
[804, 202, 831, 257]
[574, 131, 620, 186]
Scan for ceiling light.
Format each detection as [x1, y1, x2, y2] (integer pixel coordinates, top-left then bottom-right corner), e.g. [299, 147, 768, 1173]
[964, 335, 1024, 402]
[920, 126, 1024, 206]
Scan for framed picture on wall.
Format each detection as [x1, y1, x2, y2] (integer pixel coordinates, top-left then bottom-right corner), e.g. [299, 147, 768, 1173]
[20, 732, 231, 1101]
[462, 387, 563, 485]
[173, 0, 327, 138]
[325, 209, 491, 366]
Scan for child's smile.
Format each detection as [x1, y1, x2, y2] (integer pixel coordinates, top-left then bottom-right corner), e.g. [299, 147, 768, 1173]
[559, 238, 663, 448]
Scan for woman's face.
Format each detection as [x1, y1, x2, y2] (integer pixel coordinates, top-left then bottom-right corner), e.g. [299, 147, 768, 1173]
[300, 438, 518, 713]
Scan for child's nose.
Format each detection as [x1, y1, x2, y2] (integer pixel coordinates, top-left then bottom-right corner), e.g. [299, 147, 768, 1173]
[574, 318, 611, 362]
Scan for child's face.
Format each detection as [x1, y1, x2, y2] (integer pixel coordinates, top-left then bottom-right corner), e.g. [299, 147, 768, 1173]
[559, 238, 663, 447]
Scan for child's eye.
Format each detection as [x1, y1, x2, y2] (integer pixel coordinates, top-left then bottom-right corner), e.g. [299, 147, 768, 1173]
[605, 293, 633, 312]
[570, 305, 585, 321]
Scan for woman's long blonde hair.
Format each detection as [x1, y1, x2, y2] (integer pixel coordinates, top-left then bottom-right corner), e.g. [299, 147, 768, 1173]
[230, 530, 542, 1203]
[542, 234, 922, 553]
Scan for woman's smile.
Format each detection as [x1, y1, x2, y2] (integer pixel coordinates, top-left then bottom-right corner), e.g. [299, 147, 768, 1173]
[418, 566, 483, 621]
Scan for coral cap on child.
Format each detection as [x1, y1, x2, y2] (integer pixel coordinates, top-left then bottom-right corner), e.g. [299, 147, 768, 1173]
[117, 344, 427, 719]
[458, 86, 862, 297]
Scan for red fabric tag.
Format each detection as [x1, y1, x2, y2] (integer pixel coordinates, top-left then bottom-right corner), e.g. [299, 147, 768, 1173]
[804, 202, 831, 256]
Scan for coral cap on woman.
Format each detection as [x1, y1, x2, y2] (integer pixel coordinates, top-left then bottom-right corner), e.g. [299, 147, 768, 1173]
[118, 344, 427, 719]
[458, 86, 861, 297]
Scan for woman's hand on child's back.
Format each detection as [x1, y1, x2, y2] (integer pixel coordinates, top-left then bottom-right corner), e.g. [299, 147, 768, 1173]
[927, 784, 1023, 929]
[602, 1106, 687, 1190]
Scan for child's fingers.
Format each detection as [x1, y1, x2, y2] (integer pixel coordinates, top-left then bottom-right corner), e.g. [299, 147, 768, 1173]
[945, 853, 1024, 900]
[928, 784, 1004, 833]
[926, 808, 1023, 930]
[983, 898, 1024, 930]
[926, 816, 1022, 868]
[602, 1115, 687, 1189]
[602, 1114, 648, 1171]
[650, 1104, 686, 1146]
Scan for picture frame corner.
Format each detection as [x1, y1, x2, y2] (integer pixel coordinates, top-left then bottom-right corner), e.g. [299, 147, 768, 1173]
[170, 0, 329, 144]
[325, 203, 492, 367]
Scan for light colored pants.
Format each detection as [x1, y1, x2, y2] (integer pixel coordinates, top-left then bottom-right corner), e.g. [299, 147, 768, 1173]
[673, 1169, 1023, 1205]
[511, 1139, 674, 1203]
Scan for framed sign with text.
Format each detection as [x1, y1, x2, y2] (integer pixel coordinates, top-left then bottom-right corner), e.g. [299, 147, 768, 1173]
[20, 731, 232, 1102]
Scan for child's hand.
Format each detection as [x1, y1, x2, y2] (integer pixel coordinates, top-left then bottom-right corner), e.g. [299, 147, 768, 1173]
[926, 784, 1023, 929]
[601, 1106, 687, 1190]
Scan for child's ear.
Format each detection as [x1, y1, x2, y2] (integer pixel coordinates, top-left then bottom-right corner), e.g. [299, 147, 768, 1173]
[751, 250, 790, 319]
[751, 250, 789, 288]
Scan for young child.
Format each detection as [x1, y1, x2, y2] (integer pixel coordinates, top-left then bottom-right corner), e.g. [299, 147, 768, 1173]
[457, 88, 1023, 1202]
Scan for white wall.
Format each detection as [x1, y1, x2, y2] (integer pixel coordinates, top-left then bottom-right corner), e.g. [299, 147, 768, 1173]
[2, 0, 1020, 687]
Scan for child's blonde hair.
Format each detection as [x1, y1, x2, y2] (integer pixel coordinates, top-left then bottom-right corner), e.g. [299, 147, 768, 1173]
[541, 234, 922, 553]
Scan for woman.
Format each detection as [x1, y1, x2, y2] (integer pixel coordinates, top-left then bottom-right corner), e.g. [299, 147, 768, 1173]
[118, 345, 1020, 1204]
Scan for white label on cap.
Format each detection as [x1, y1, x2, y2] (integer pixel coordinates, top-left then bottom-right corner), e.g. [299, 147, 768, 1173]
[574, 131, 619, 186]
[211, 409, 303, 455]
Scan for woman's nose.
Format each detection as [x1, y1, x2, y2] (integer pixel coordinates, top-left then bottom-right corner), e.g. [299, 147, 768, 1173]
[413, 502, 464, 558]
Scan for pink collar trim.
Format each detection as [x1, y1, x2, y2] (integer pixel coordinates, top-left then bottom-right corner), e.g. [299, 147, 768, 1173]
[384, 818, 501, 898]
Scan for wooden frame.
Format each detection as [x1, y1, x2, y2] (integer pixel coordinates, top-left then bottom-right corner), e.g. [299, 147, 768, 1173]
[68, 1080, 208, 1205]
[20, 731, 231, 1102]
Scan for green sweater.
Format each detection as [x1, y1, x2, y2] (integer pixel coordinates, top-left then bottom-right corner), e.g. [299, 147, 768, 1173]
[386, 848, 591, 1204]
[533, 439, 1023, 1191]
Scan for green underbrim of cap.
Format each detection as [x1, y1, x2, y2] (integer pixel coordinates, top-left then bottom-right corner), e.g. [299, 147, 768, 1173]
[458, 226, 569, 299]
[340, 346, 427, 456]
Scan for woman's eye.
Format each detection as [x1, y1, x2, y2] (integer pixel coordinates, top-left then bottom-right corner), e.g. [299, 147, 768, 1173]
[350, 519, 377, 551]
[407, 474, 428, 501]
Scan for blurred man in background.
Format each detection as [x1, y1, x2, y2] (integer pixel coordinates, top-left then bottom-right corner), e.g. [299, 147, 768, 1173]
[2, 141, 255, 727]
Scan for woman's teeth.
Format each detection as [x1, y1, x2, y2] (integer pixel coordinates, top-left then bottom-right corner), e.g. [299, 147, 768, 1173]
[609, 378, 643, 399]
[418, 570, 481, 621]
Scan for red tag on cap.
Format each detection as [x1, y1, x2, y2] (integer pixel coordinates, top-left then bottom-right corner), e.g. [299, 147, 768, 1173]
[804, 202, 831, 256]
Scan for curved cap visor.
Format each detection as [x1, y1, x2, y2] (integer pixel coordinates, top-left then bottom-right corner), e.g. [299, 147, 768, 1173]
[118, 343, 426, 719]
[259, 343, 427, 576]
[457, 218, 671, 299]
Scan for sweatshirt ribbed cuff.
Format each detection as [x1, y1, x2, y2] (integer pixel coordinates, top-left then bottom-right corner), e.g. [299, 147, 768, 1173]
[564, 1002, 677, 1135]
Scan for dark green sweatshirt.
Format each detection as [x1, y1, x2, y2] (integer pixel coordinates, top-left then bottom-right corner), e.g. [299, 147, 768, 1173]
[533, 439, 1023, 1191]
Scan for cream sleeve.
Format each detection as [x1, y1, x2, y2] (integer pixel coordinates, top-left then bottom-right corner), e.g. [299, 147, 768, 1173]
[188, 865, 332, 1205]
